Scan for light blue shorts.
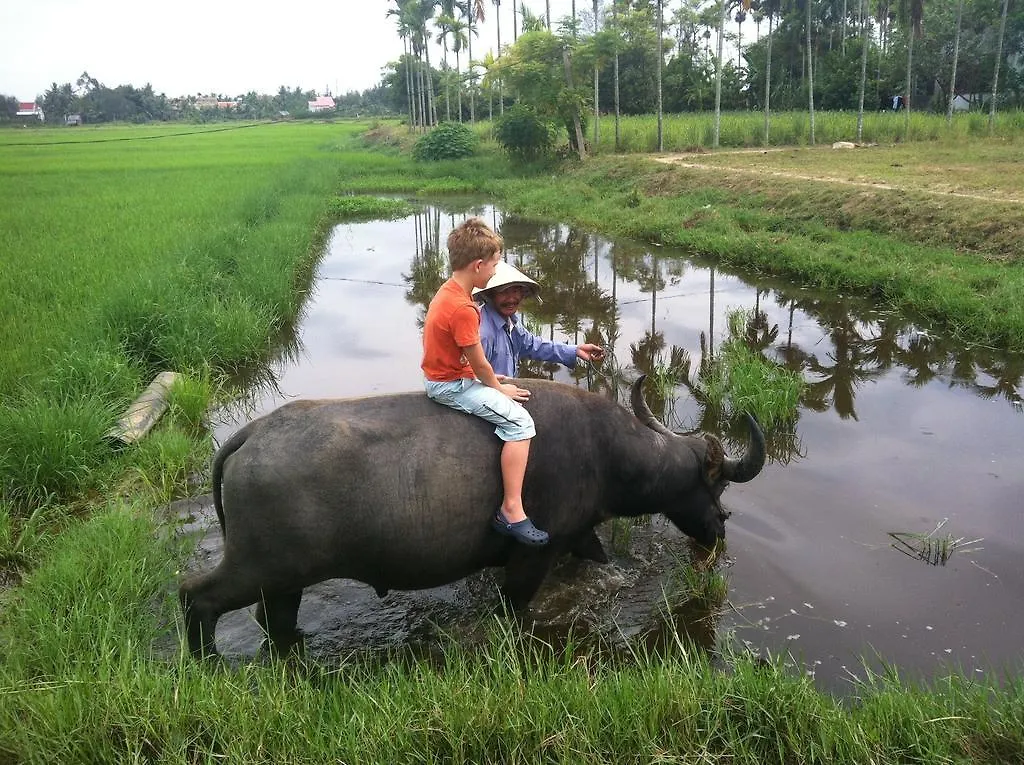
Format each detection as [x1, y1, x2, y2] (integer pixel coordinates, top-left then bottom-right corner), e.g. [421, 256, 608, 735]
[424, 378, 536, 442]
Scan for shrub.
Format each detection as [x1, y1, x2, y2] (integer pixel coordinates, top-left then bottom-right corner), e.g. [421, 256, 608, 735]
[494, 106, 556, 161]
[411, 122, 477, 161]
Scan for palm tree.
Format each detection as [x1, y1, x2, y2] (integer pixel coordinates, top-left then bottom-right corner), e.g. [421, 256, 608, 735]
[613, 0, 621, 150]
[593, 0, 600, 148]
[450, 16, 469, 120]
[436, 13, 454, 121]
[899, 0, 924, 139]
[389, 1, 419, 128]
[945, 0, 963, 125]
[735, 7, 746, 68]
[856, 0, 870, 140]
[713, 0, 729, 147]
[467, 0, 486, 121]
[762, 0, 779, 144]
[657, 0, 664, 152]
[493, 0, 504, 116]
[989, 0, 1009, 134]
[546, 0, 552, 27]
[805, 0, 816, 145]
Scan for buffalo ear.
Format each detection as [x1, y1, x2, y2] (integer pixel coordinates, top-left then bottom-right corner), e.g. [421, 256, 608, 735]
[702, 434, 725, 484]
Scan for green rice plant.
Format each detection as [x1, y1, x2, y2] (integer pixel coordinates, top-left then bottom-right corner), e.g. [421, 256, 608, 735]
[326, 195, 418, 221]
[671, 554, 729, 606]
[167, 369, 216, 433]
[888, 518, 983, 566]
[589, 110, 1024, 152]
[699, 308, 804, 430]
[607, 516, 642, 555]
[0, 499, 66, 573]
[36, 344, 144, 410]
[126, 428, 208, 506]
[0, 395, 118, 510]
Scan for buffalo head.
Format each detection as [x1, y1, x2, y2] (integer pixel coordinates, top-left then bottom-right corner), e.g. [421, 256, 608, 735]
[630, 375, 766, 549]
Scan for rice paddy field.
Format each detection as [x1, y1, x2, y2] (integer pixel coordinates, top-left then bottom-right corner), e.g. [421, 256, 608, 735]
[1, 118, 1023, 763]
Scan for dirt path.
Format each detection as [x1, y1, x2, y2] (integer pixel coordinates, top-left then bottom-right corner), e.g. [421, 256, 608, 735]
[652, 154, 1024, 205]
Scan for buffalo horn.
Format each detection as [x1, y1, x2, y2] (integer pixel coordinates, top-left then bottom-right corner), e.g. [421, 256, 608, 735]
[721, 413, 767, 483]
[630, 375, 676, 438]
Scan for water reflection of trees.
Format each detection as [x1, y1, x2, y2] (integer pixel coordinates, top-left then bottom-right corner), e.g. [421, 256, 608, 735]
[402, 208, 448, 329]
[399, 207, 1024, 455]
[769, 286, 1024, 413]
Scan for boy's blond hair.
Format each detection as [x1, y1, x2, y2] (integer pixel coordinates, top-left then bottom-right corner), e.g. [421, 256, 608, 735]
[447, 217, 503, 271]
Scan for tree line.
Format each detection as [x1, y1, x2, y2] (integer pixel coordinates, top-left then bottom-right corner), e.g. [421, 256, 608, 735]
[384, 0, 1022, 148]
[0, 73, 393, 126]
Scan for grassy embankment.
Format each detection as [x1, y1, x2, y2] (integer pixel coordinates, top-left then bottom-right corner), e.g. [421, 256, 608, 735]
[457, 111, 1024, 349]
[1, 118, 1023, 762]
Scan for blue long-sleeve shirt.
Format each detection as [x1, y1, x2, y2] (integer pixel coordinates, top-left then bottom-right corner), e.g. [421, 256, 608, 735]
[479, 301, 579, 377]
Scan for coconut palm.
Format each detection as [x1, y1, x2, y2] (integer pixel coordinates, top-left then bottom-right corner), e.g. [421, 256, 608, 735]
[593, 0, 601, 148]
[735, 6, 747, 68]
[389, 1, 419, 128]
[546, 0, 552, 27]
[856, 0, 870, 140]
[467, 0, 486, 121]
[989, 0, 1009, 134]
[450, 16, 469, 120]
[898, 0, 924, 139]
[493, 0, 504, 116]
[613, 0, 621, 150]
[436, 13, 455, 121]
[761, 0, 781, 144]
[945, 0, 963, 124]
[656, 0, 664, 151]
[713, 0, 729, 147]
[805, 0, 816, 145]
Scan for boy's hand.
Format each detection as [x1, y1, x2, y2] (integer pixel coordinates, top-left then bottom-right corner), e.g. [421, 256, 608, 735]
[500, 382, 531, 402]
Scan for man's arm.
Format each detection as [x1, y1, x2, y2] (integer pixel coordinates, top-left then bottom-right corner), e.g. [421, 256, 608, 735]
[513, 322, 604, 369]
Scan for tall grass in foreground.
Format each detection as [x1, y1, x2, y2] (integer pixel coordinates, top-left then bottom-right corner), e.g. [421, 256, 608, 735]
[0, 505, 1022, 763]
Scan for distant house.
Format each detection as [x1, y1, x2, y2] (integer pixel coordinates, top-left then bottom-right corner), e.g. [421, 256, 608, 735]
[308, 95, 335, 113]
[16, 101, 44, 121]
[193, 96, 237, 110]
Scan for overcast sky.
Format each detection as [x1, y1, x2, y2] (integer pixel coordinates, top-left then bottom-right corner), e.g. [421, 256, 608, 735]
[1, 0, 597, 101]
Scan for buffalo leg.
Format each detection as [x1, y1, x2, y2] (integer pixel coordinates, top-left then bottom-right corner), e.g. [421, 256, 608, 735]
[255, 590, 304, 656]
[179, 566, 263, 658]
[501, 549, 556, 611]
[570, 530, 609, 564]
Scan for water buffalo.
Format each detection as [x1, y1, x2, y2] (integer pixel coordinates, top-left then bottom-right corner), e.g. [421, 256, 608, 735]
[180, 376, 765, 657]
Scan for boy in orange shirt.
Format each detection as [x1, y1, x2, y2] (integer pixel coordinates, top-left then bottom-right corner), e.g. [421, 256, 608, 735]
[421, 218, 549, 546]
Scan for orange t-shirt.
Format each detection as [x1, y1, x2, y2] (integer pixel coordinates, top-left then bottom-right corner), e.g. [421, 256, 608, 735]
[421, 279, 481, 381]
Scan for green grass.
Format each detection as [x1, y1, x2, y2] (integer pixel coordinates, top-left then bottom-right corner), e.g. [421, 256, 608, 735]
[327, 194, 420, 221]
[701, 309, 805, 430]
[1, 508, 1022, 762]
[0, 122, 353, 511]
[587, 109, 1024, 151]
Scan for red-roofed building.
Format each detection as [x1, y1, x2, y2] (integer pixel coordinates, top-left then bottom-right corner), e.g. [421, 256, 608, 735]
[16, 101, 44, 121]
[308, 95, 335, 113]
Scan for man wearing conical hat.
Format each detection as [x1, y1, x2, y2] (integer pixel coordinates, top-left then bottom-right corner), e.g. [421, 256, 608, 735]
[473, 261, 605, 379]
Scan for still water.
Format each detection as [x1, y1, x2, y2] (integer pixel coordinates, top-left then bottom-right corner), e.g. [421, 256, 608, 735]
[192, 200, 1024, 693]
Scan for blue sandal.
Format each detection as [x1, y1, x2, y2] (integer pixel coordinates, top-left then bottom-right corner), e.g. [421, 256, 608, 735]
[492, 512, 549, 546]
